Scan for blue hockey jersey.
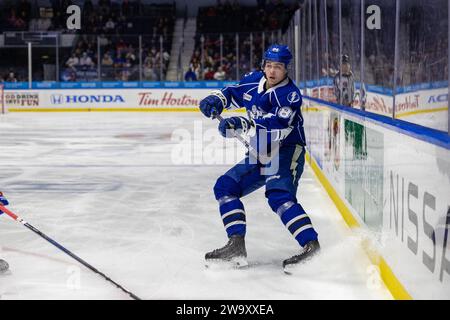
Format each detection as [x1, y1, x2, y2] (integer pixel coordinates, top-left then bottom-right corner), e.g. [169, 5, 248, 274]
[218, 71, 306, 147]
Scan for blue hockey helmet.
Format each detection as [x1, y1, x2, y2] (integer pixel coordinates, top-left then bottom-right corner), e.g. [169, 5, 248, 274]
[262, 44, 293, 67]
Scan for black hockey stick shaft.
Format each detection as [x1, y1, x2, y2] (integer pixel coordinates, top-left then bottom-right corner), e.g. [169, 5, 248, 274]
[214, 113, 261, 160]
[0, 204, 141, 300]
[214, 113, 279, 164]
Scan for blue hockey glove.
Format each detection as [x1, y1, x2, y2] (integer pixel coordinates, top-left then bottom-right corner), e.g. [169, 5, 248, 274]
[0, 192, 9, 215]
[199, 91, 226, 118]
[218, 116, 252, 138]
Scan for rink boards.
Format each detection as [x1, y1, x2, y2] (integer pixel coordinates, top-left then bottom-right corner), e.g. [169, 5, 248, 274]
[3, 88, 212, 112]
[302, 97, 450, 300]
[305, 83, 448, 132]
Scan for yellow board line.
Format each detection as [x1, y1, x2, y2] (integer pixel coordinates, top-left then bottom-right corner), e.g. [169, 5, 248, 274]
[395, 107, 448, 118]
[305, 151, 412, 300]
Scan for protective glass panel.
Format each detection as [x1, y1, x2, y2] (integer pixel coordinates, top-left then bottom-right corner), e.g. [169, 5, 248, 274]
[304, 0, 313, 93]
[325, 0, 340, 103]
[311, 0, 320, 96]
[0, 46, 28, 82]
[32, 45, 58, 81]
[142, 35, 163, 81]
[252, 32, 264, 73]
[299, 5, 308, 93]
[200, 33, 222, 81]
[97, 35, 139, 81]
[61, 35, 98, 82]
[395, 0, 448, 132]
[238, 32, 252, 77]
[317, 0, 329, 100]
[222, 33, 238, 81]
[339, 0, 362, 108]
[363, 0, 396, 117]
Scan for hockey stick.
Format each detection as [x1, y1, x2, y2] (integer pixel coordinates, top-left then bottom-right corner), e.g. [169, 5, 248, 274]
[0, 204, 141, 300]
[213, 114, 278, 164]
[214, 114, 259, 159]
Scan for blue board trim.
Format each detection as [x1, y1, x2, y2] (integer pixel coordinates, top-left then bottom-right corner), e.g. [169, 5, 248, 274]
[2, 81, 239, 90]
[3, 80, 447, 92]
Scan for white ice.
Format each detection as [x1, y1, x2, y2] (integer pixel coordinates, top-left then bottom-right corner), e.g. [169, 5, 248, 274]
[0, 112, 392, 300]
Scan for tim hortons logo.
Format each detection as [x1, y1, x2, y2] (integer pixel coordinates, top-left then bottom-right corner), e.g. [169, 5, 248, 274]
[138, 92, 199, 107]
[396, 95, 419, 112]
[366, 95, 392, 114]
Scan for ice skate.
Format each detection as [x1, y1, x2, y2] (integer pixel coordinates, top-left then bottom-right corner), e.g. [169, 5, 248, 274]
[205, 235, 248, 269]
[283, 240, 320, 274]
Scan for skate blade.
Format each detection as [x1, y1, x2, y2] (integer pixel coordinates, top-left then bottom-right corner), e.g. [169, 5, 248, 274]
[205, 257, 249, 270]
[283, 265, 295, 275]
[283, 251, 321, 275]
[283, 262, 309, 275]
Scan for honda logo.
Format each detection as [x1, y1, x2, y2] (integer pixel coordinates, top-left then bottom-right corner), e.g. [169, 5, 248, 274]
[51, 94, 64, 104]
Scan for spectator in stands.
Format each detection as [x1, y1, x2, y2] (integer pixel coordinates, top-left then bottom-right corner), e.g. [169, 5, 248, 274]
[101, 53, 114, 67]
[17, 0, 31, 25]
[7, 8, 26, 29]
[32, 17, 51, 31]
[185, 67, 197, 81]
[333, 54, 355, 107]
[143, 62, 158, 81]
[5, 71, 18, 82]
[163, 50, 170, 66]
[114, 51, 126, 69]
[66, 53, 80, 70]
[145, 47, 163, 72]
[204, 67, 215, 80]
[116, 39, 128, 56]
[213, 66, 226, 81]
[120, 59, 132, 81]
[61, 68, 76, 81]
[125, 45, 137, 66]
[104, 17, 116, 34]
[79, 52, 95, 69]
[85, 42, 96, 58]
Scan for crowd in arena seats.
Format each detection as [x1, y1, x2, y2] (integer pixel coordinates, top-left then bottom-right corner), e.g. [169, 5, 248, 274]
[0, 0, 448, 88]
[2, 0, 32, 31]
[0, 0, 174, 82]
[188, 0, 298, 81]
[0, 0, 74, 32]
[59, 1, 174, 81]
[61, 34, 171, 82]
[0, 70, 22, 83]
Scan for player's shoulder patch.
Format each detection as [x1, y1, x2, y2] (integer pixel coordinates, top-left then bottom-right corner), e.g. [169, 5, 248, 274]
[287, 91, 301, 103]
[244, 71, 254, 77]
[277, 106, 293, 119]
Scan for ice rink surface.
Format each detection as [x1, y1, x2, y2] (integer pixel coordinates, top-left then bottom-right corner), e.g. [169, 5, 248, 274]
[0, 112, 392, 300]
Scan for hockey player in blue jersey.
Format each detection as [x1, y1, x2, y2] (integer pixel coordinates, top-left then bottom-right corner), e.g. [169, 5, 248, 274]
[199, 44, 320, 272]
[0, 192, 10, 273]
